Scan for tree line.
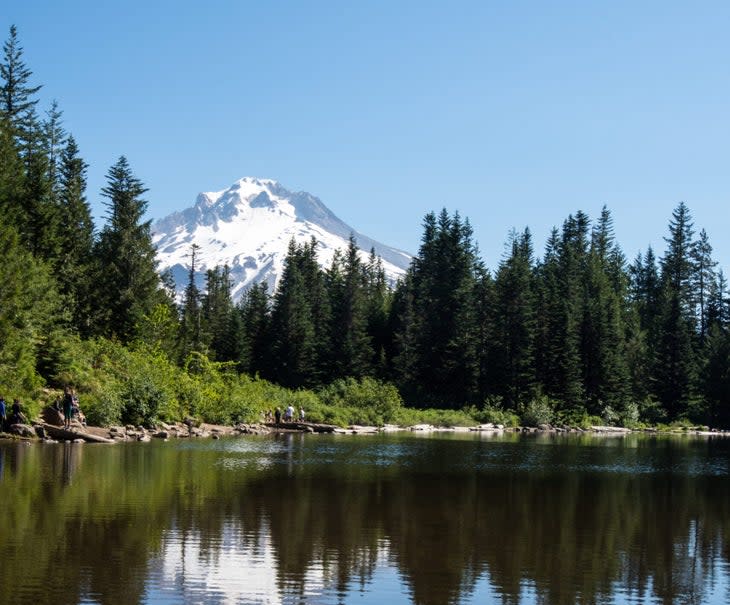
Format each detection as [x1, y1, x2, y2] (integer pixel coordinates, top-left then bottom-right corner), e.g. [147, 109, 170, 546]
[1, 26, 728, 427]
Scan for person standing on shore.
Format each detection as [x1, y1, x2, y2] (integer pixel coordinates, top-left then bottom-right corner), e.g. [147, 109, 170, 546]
[63, 387, 74, 429]
[11, 399, 23, 424]
[0, 395, 6, 431]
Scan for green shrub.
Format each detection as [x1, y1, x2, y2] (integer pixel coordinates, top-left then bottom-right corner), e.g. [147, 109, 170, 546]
[318, 377, 402, 425]
[521, 396, 555, 427]
[119, 376, 168, 427]
[479, 399, 520, 427]
[638, 396, 668, 425]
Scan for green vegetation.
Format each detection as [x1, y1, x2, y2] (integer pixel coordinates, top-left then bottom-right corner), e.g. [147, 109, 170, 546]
[1, 26, 729, 430]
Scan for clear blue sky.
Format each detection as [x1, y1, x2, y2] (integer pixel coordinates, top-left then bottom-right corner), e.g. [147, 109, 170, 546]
[4, 1, 730, 273]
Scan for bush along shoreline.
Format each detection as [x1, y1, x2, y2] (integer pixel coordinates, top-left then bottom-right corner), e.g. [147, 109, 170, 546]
[2, 337, 728, 443]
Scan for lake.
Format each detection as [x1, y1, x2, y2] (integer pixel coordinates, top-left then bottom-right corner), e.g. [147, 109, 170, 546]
[0, 431, 728, 605]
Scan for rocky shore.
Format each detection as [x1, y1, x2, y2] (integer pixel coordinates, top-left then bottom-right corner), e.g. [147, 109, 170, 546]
[1, 407, 728, 444]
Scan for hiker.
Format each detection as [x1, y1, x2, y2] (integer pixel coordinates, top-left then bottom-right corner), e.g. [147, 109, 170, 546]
[299, 407, 305, 422]
[11, 399, 23, 425]
[71, 392, 86, 427]
[0, 395, 6, 431]
[63, 387, 74, 429]
[285, 404, 294, 422]
[274, 407, 282, 424]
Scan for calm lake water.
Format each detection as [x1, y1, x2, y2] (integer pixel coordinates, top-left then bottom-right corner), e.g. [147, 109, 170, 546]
[0, 431, 729, 605]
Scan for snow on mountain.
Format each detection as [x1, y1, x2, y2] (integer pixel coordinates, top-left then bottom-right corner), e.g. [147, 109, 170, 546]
[152, 177, 413, 301]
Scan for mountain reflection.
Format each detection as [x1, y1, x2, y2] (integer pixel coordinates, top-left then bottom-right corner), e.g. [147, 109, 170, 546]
[0, 434, 728, 605]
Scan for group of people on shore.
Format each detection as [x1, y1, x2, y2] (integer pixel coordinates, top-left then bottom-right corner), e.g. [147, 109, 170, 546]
[0, 396, 25, 432]
[265, 405, 305, 425]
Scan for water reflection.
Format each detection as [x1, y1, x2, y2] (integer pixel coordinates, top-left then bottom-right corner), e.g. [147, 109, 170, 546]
[0, 434, 728, 604]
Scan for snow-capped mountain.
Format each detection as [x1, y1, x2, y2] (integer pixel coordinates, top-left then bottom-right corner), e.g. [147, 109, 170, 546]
[152, 177, 413, 301]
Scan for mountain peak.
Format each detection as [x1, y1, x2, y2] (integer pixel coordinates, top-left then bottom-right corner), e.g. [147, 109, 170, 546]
[153, 178, 412, 301]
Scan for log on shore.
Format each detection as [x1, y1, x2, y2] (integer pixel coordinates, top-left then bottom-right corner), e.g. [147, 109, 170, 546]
[39, 423, 115, 444]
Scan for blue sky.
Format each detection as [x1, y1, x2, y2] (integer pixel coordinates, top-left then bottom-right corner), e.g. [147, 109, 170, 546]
[4, 1, 730, 273]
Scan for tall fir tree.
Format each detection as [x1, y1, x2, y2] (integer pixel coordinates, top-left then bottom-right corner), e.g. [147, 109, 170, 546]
[394, 210, 481, 407]
[202, 265, 237, 361]
[691, 228, 717, 346]
[93, 156, 160, 341]
[581, 208, 630, 416]
[179, 244, 203, 359]
[0, 25, 41, 144]
[268, 239, 319, 388]
[238, 282, 270, 376]
[490, 228, 537, 409]
[327, 236, 373, 379]
[57, 135, 95, 334]
[655, 202, 698, 418]
[364, 248, 391, 378]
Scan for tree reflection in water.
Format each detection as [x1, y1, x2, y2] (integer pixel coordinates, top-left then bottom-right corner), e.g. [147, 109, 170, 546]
[0, 433, 728, 605]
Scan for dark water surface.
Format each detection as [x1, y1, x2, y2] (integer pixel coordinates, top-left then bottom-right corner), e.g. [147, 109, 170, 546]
[1, 432, 729, 605]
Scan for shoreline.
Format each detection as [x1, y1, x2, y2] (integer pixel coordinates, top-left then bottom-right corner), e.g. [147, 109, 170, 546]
[2, 417, 729, 444]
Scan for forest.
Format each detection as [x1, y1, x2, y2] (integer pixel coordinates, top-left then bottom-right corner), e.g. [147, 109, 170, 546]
[1, 26, 729, 429]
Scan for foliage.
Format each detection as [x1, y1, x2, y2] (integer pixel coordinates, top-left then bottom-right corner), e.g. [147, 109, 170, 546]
[520, 396, 555, 427]
[318, 377, 402, 425]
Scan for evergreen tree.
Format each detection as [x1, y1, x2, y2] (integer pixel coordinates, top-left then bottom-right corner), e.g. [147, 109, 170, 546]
[582, 208, 630, 416]
[93, 156, 160, 341]
[327, 236, 373, 379]
[56, 135, 95, 334]
[691, 228, 717, 345]
[537, 213, 588, 413]
[702, 324, 730, 428]
[364, 248, 391, 378]
[491, 228, 537, 408]
[42, 100, 65, 198]
[394, 210, 481, 407]
[0, 115, 25, 227]
[390, 272, 419, 391]
[179, 244, 203, 359]
[202, 265, 237, 361]
[534, 228, 564, 401]
[0, 218, 59, 393]
[655, 203, 698, 418]
[238, 282, 271, 376]
[0, 25, 41, 143]
[268, 239, 323, 387]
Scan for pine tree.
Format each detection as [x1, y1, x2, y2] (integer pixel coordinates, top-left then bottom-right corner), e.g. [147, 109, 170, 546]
[491, 228, 537, 408]
[0, 25, 42, 143]
[655, 203, 698, 418]
[364, 248, 391, 378]
[540, 213, 588, 413]
[56, 135, 94, 334]
[702, 324, 730, 428]
[93, 156, 160, 341]
[0, 115, 25, 226]
[43, 100, 65, 198]
[22, 112, 62, 262]
[179, 244, 203, 359]
[238, 282, 270, 376]
[0, 218, 59, 393]
[691, 228, 717, 345]
[268, 239, 321, 387]
[581, 208, 630, 416]
[394, 210, 481, 407]
[202, 265, 237, 361]
[327, 236, 373, 379]
[626, 248, 661, 403]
